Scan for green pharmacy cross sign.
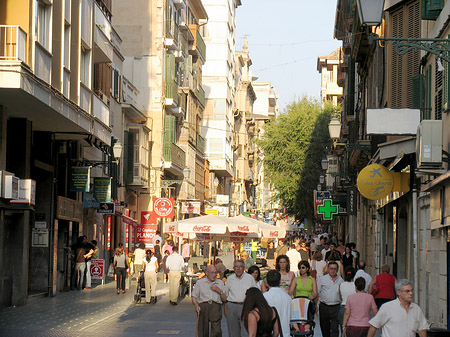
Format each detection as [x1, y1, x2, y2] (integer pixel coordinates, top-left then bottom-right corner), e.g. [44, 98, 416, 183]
[317, 199, 339, 221]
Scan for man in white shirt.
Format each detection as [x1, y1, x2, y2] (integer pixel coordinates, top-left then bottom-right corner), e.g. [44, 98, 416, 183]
[152, 231, 162, 246]
[368, 279, 428, 337]
[133, 243, 146, 284]
[225, 259, 257, 337]
[354, 260, 372, 292]
[263, 270, 292, 337]
[286, 244, 301, 276]
[165, 246, 185, 305]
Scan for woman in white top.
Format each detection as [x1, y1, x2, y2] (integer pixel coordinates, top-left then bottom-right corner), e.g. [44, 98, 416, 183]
[142, 249, 159, 304]
[338, 266, 356, 335]
[311, 251, 327, 279]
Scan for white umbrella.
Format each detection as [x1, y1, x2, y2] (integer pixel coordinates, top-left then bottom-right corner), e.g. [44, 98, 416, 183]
[164, 214, 259, 235]
[235, 214, 287, 239]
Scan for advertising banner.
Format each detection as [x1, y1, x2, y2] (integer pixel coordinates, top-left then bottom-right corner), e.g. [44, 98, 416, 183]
[314, 190, 330, 215]
[90, 259, 105, 280]
[136, 225, 157, 243]
[94, 177, 112, 202]
[205, 208, 219, 215]
[141, 211, 157, 224]
[70, 167, 90, 192]
[181, 201, 201, 214]
[11, 179, 36, 205]
[153, 197, 175, 218]
[97, 202, 115, 214]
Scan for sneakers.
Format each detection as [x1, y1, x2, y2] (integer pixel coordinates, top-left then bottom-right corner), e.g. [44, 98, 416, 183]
[84, 286, 91, 290]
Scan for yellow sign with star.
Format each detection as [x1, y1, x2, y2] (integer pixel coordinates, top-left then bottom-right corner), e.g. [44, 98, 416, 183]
[357, 164, 394, 200]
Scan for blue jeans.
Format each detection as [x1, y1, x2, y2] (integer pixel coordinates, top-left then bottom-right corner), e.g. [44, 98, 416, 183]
[76, 262, 86, 290]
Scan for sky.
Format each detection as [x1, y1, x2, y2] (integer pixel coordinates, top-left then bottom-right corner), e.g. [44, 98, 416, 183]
[236, 0, 341, 113]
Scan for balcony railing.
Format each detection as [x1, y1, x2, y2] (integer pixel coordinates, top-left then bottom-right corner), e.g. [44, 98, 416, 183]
[122, 76, 139, 106]
[197, 133, 205, 153]
[163, 142, 186, 170]
[188, 24, 206, 61]
[0, 25, 27, 61]
[165, 79, 179, 105]
[195, 85, 205, 107]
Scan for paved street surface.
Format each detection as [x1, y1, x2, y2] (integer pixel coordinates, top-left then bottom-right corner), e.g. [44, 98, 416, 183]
[0, 253, 334, 337]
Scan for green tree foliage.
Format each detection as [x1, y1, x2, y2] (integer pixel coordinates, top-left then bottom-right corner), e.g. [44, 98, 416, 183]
[257, 96, 336, 219]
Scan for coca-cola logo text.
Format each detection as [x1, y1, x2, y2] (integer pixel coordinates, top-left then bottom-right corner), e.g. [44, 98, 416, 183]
[237, 225, 249, 231]
[270, 231, 279, 237]
[193, 225, 211, 232]
[169, 225, 175, 231]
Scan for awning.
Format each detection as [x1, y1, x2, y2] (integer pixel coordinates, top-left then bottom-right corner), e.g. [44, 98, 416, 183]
[122, 214, 138, 227]
[421, 170, 450, 192]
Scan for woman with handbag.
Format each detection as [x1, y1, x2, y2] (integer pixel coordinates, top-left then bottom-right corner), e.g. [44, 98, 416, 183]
[367, 264, 396, 308]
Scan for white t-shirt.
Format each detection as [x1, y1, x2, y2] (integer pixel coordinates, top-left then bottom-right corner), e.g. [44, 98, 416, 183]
[143, 256, 158, 272]
[354, 270, 372, 292]
[286, 249, 301, 273]
[134, 248, 146, 265]
[312, 259, 327, 278]
[339, 281, 356, 305]
[369, 298, 429, 337]
[264, 287, 292, 337]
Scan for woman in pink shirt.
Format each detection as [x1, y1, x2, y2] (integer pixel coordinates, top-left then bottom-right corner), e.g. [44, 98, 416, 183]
[343, 277, 378, 337]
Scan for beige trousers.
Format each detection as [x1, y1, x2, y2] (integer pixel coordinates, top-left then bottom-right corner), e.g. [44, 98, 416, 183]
[169, 270, 181, 302]
[144, 270, 157, 302]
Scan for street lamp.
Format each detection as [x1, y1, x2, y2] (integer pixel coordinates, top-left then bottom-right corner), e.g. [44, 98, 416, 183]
[328, 118, 342, 140]
[112, 141, 123, 161]
[319, 175, 325, 184]
[356, 0, 385, 26]
[321, 157, 329, 170]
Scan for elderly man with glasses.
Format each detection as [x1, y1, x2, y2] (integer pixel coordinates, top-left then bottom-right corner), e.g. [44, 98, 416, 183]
[192, 265, 227, 337]
[317, 260, 343, 337]
[367, 279, 429, 337]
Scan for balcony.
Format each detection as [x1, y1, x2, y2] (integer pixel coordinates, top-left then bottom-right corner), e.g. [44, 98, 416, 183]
[196, 133, 205, 153]
[94, 2, 113, 62]
[163, 142, 186, 173]
[165, 78, 179, 107]
[93, 93, 110, 126]
[0, 26, 27, 62]
[195, 85, 205, 108]
[188, 24, 206, 61]
[165, 20, 179, 50]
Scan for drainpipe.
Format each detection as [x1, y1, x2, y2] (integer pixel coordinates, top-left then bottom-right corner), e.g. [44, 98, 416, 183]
[48, 134, 56, 296]
[411, 167, 419, 303]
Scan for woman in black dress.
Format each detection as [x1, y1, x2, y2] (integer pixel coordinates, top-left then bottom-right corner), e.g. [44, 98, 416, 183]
[241, 287, 280, 337]
[342, 245, 354, 270]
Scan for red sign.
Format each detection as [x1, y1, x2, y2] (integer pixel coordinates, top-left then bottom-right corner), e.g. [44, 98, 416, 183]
[141, 211, 157, 224]
[181, 201, 201, 214]
[193, 225, 211, 232]
[90, 259, 104, 279]
[250, 213, 256, 219]
[270, 231, 279, 237]
[153, 198, 175, 218]
[136, 225, 157, 243]
[107, 217, 111, 250]
[237, 225, 249, 232]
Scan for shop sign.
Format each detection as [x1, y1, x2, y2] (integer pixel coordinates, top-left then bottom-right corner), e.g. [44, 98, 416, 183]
[215, 206, 229, 216]
[94, 177, 112, 202]
[97, 202, 115, 214]
[136, 225, 157, 243]
[317, 199, 339, 221]
[56, 196, 83, 223]
[314, 190, 330, 215]
[357, 164, 394, 200]
[90, 259, 104, 279]
[216, 194, 230, 205]
[107, 217, 111, 250]
[11, 179, 36, 205]
[181, 201, 201, 214]
[347, 187, 357, 215]
[141, 211, 157, 224]
[83, 192, 100, 208]
[153, 198, 175, 218]
[70, 167, 90, 192]
[205, 208, 219, 215]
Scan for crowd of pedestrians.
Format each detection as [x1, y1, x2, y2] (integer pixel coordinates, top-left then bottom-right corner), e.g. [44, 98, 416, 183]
[187, 231, 429, 337]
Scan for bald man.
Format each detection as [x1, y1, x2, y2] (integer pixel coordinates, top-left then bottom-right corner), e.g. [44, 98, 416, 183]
[192, 265, 227, 337]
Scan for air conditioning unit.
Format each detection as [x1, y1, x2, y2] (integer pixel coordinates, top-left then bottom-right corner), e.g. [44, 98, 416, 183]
[0, 171, 20, 199]
[416, 120, 443, 169]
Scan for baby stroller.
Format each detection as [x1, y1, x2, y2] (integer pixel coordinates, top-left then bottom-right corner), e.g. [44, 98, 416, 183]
[134, 270, 146, 303]
[290, 297, 316, 336]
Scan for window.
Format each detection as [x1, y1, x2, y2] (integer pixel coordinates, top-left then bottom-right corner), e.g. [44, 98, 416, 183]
[63, 25, 70, 69]
[35, 0, 51, 49]
[111, 66, 121, 100]
[80, 46, 90, 86]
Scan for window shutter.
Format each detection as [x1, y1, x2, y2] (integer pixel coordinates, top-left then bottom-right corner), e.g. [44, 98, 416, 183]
[435, 59, 443, 120]
[425, 65, 432, 120]
[164, 115, 176, 146]
[123, 130, 134, 183]
[422, 0, 444, 20]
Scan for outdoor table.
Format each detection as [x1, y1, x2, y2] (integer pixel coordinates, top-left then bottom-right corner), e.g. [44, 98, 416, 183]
[185, 273, 199, 297]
